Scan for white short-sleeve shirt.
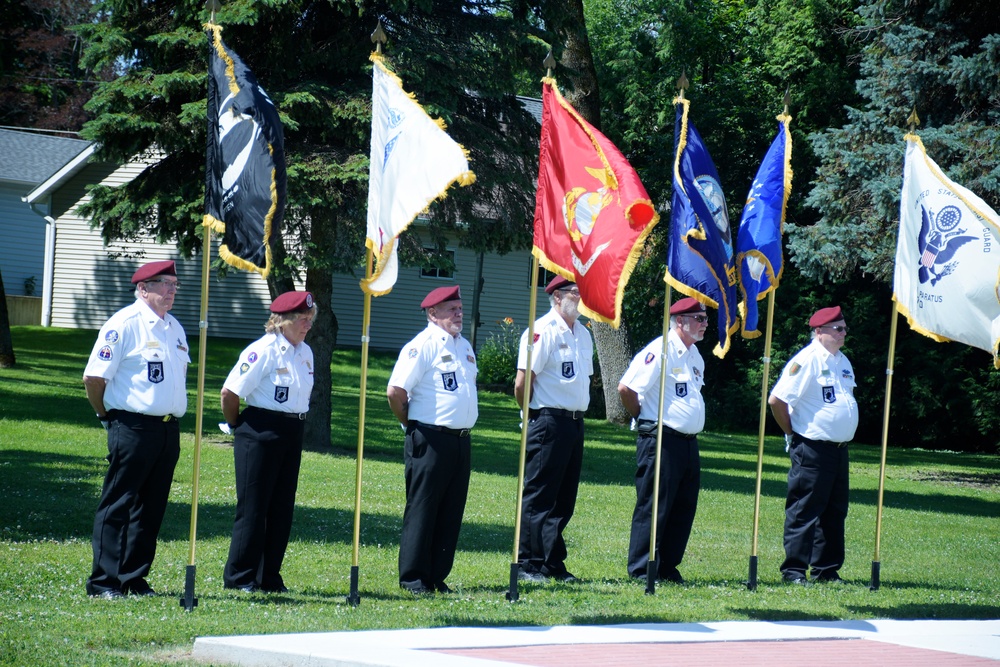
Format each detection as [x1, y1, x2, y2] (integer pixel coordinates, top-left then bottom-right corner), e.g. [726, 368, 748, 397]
[223, 332, 314, 414]
[516, 309, 594, 412]
[388, 323, 478, 430]
[770, 338, 859, 443]
[619, 330, 705, 435]
[84, 300, 190, 417]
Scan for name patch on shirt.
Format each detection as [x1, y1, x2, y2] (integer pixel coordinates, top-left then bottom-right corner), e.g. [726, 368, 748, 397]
[145, 340, 160, 349]
[823, 386, 836, 403]
[561, 361, 575, 379]
[98, 345, 113, 361]
[276, 367, 289, 375]
[676, 382, 688, 397]
[148, 361, 164, 384]
[442, 371, 458, 391]
[275, 386, 289, 403]
[441, 354, 453, 362]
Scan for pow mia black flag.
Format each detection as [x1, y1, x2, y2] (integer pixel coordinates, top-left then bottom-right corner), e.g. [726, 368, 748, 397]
[203, 23, 286, 277]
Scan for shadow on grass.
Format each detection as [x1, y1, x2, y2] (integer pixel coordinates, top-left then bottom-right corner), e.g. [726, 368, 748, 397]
[846, 602, 1000, 620]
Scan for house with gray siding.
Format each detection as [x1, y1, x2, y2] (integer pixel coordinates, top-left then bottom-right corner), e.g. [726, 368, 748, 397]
[7, 127, 551, 351]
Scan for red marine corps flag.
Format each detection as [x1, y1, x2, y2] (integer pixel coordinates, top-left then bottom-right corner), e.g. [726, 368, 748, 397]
[533, 78, 659, 327]
[202, 23, 286, 278]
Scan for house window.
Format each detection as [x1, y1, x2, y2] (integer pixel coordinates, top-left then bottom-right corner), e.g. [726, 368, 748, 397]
[421, 249, 455, 279]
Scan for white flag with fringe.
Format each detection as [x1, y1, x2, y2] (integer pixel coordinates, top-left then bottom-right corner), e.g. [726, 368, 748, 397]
[361, 54, 475, 296]
[893, 135, 1000, 367]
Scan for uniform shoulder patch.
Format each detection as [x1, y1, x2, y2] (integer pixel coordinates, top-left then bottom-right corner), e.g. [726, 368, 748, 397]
[105, 330, 119, 344]
[789, 362, 801, 376]
[408, 347, 418, 359]
[466, 354, 476, 364]
[532, 333, 540, 343]
[98, 345, 113, 361]
[239, 362, 250, 374]
[644, 352, 655, 365]
[247, 352, 258, 363]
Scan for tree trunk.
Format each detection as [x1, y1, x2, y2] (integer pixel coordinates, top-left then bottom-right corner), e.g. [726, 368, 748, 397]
[301, 216, 339, 452]
[556, 0, 633, 423]
[0, 266, 16, 368]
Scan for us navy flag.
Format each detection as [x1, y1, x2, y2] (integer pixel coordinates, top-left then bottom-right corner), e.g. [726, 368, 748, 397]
[203, 23, 286, 278]
[666, 98, 739, 358]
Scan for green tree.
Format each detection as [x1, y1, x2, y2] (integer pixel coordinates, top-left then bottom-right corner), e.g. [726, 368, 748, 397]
[797, 0, 1000, 451]
[75, 0, 542, 449]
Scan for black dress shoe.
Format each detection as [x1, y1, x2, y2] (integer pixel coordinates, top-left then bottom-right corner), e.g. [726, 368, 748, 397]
[91, 589, 123, 600]
[516, 569, 547, 584]
[553, 571, 579, 583]
[782, 573, 809, 586]
[812, 572, 844, 584]
[226, 583, 259, 593]
[125, 582, 156, 597]
[660, 569, 685, 584]
[435, 582, 453, 594]
[402, 584, 432, 596]
[260, 584, 289, 593]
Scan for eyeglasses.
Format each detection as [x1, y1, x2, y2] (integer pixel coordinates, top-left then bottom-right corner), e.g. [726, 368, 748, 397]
[558, 288, 581, 296]
[680, 314, 708, 323]
[145, 279, 181, 291]
[820, 325, 848, 333]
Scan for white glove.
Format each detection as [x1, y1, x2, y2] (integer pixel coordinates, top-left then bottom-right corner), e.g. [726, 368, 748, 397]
[784, 433, 793, 453]
[219, 422, 232, 435]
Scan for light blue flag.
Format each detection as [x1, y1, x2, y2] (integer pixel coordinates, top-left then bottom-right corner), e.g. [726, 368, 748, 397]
[736, 114, 792, 338]
[666, 98, 738, 358]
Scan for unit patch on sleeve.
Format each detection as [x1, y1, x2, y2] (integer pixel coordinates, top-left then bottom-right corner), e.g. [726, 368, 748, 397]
[98, 345, 113, 361]
[105, 330, 119, 344]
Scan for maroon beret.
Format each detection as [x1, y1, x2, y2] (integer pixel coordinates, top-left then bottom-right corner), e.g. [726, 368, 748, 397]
[131, 260, 176, 285]
[670, 297, 705, 315]
[270, 291, 314, 314]
[544, 275, 575, 294]
[809, 306, 843, 328]
[421, 285, 461, 309]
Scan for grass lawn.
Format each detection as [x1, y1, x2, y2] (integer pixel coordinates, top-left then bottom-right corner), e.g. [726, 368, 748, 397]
[0, 325, 997, 666]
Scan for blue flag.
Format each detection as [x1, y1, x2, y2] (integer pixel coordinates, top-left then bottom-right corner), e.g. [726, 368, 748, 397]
[666, 98, 738, 358]
[736, 114, 792, 338]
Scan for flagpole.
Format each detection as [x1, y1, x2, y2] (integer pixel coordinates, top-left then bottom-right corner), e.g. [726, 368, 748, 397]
[645, 283, 672, 595]
[181, 220, 211, 612]
[746, 290, 776, 591]
[871, 300, 899, 591]
[508, 254, 542, 602]
[348, 247, 374, 607]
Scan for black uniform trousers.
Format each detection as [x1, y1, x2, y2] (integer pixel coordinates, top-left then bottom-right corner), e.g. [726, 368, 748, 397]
[781, 434, 850, 579]
[518, 409, 585, 577]
[627, 426, 700, 579]
[87, 410, 180, 595]
[224, 406, 304, 590]
[398, 421, 471, 591]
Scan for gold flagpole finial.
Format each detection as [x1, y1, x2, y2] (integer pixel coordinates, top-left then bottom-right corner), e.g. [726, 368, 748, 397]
[907, 108, 920, 132]
[205, 0, 221, 24]
[544, 50, 557, 79]
[676, 71, 689, 101]
[783, 86, 791, 116]
[371, 21, 387, 54]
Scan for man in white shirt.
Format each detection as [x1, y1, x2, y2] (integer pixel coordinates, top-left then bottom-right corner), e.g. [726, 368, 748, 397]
[83, 260, 190, 599]
[515, 276, 594, 583]
[388, 285, 478, 595]
[618, 297, 707, 585]
[769, 305, 859, 585]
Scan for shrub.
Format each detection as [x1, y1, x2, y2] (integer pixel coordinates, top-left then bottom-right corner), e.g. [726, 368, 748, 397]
[477, 317, 520, 390]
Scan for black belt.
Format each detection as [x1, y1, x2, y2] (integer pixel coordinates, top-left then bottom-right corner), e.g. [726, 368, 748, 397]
[248, 406, 308, 420]
[409, 420, 470, 438]
[636, 419, 697, 440]
[793, 433, 848, 448]
[108, 409, 177, 423]
[528, 407, 584, 420]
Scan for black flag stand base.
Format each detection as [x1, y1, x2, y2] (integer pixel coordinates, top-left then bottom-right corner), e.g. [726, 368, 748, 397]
[747, 555, 758, 591]
[870, 560, 881, 591]
[347, 565, 360, 607]
[180, 565, 198, 611]
[506, 563, 519, 602]
[645, 560, 656, 595]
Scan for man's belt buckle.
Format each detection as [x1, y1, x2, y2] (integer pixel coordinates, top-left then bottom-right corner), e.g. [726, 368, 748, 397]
[162, 414, 174, 422]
